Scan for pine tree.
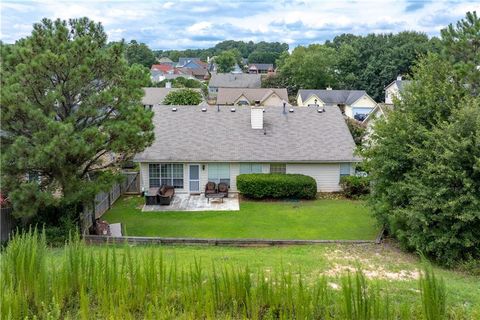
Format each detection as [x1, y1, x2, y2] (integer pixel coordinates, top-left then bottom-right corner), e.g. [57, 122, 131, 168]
[0, 18, 154, 217]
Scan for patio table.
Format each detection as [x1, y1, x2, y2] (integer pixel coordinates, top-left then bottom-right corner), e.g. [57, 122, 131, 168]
[205, 193, 225, 203]
[145, 188, 159, 205]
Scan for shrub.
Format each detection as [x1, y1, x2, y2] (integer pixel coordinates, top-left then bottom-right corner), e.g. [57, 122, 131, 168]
[237, 173, 317, 199]
[340, 176, 369, 199]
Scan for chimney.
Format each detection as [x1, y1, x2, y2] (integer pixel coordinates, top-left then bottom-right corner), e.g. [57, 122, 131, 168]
[165, 81, 172, 88]
[397, 75, 402, 81]
[326, 86, 332, 90]
[251, 107, 263, 129]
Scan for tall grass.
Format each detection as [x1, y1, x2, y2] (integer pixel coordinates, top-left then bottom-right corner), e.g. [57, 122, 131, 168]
[0, 229, 453, 319]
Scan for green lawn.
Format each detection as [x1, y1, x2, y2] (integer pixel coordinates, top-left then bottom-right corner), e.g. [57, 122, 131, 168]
[102, 196, 379, 240]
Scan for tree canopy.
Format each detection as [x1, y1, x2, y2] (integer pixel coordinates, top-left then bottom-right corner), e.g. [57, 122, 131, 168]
[214, 50, 238, 73]
[163, 88, 203, 105]
[0, 18, 154, 218]
[361, 12, 480, 265]
[276, 31, 438, 101]
[125, 40, 156, 68]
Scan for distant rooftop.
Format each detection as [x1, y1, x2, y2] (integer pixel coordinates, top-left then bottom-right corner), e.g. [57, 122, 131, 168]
[209, 73, 262, 88]
[298, 89, 369, 105]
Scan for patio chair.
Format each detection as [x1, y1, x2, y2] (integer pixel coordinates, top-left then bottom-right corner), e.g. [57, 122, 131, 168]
[157, 185, 175, 205]
[205, 181, 217, 196]
[217, 182, 229, 198]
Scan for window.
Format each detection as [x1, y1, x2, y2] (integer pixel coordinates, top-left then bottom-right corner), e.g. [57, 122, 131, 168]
[149, 164, 183, 188]
[208, 163, 230, 186]
[340, 163, 351, 177]
[270, 163, 286, 174]
[240, 163, 263, 174]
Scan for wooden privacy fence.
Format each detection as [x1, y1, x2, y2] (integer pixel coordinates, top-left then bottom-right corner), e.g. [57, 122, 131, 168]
[1, 207, 16, 242]
[81, 171, 140, 234]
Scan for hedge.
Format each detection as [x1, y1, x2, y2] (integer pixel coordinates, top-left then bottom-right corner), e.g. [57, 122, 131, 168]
[340, 176, 369, 199]
[236, 173, 317, 199]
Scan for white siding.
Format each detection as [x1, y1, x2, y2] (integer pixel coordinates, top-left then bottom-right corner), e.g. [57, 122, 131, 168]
[301, 95, 325, 107]
[229, 163, 240, 192]
[286, 163, 341, 192]
[139, 162, 345, 194]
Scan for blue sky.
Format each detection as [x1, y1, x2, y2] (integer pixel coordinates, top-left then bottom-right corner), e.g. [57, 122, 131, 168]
[1, 0, 478, 50]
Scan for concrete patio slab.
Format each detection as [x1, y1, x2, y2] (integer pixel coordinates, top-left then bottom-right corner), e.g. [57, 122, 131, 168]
[142, 194, 239, 212]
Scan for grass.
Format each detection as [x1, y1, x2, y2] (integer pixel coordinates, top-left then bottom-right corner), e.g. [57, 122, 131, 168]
[3, 230, 479, 319]
[102, 196, 379, 240]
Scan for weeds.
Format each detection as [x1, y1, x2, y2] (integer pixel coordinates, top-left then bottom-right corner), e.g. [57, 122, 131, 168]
[0, 229, 458, 319]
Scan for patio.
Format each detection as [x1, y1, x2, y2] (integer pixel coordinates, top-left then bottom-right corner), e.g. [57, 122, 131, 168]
[142, 193, 240, 212]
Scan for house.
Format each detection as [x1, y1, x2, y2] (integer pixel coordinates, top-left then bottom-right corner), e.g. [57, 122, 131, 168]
[384, 75, 411, 104]
[362, 103, 394, 141]
[157, 57, 174, 66]
[296, 88, 377, 121]
[176, 58, 207, 69]
[248, 63, 274, 74]
[216, 88, 289, 106]
[142, 87, 204, 108]
[150, 64, 196, 82]
[134, 105, 359, 194]
[208, 73, 262, 96]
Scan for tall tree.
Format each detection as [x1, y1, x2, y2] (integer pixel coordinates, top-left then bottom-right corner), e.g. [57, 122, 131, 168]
[361, 13, 480, 265]
[0, 18, 154, 218]
[441, 11, 480, 95]
[279, 44, 338, 90]
[215, 50, 238, 73]
[125, 40, 156, 68]
[163, 88, 202, 105]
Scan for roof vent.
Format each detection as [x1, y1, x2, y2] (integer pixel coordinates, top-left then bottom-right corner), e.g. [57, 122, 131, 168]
[201, 108, 207, 112]
[326, 86, 332, 90]
[317, 108, 324, 113]
[172, 107, 177, 112]
[289, 108, 294, 113]
[231, 108, 236, 112]
[217, 104, 220, 112]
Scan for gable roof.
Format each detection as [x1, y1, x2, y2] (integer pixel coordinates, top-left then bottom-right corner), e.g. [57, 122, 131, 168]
[384, 79, 411, 91]
[363, 103, 394, 124]
[249, 63, 274, 70]
[298, 89, 369, 105]
[216, 88, 289, 105]
[157, 57, 173, 64]
[142, 87, 202, 105]
[209, 73, 262, 88]
[151, 64, 174, 73]
[134, 105, 359, 163]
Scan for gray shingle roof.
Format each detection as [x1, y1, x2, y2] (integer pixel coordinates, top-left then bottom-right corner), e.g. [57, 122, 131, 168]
[209, 73, 262, 88]
[134, 105, 359, 163]
[216, 88, 289, 105]
[249, 63, 273, 70]
[384, 79, 411, 91]
[298, 90, 368, 105]
[142, 88, 202, 105]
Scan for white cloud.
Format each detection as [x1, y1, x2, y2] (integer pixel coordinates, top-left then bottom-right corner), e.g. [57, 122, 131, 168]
[0, 0, 476, 49]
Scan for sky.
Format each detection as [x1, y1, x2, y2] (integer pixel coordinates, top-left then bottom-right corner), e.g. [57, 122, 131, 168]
[0, 0, 478, 50]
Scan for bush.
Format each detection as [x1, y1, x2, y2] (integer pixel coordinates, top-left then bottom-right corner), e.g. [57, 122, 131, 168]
[340, 176, 369, 199]
[237, 173, 317, 199]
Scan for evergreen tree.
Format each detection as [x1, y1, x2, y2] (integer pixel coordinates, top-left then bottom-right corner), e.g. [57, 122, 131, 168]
[0, 18, 154, 218]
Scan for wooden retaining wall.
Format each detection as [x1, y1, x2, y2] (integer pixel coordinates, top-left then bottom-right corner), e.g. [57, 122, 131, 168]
[84, 234, 383, 246]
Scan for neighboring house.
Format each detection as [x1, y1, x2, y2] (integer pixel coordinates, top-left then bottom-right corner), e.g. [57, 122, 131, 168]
[208, 73, 262, 96]
[296, 88, 377, 121]
[150, 64, 196, 82]
[176, 58, 207, 69]
[362, 103, 394, 141]
[157, 57, 174, 66]
[384, 75, 411, 104]
[216, 88, 289, 106]
[134, 105, 359, 193]
[248, 63, 274, 74]
[142, 87, 204, 107]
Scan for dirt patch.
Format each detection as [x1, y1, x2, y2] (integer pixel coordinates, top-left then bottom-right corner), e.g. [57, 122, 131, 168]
[322, 264, 420, 281]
